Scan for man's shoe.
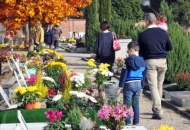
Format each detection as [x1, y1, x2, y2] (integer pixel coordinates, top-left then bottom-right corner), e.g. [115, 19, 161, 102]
[152, 114, 163, 120]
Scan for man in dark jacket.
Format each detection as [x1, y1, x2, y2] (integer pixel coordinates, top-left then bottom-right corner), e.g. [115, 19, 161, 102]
[138, 13, 172, 120]
[117, 41, 147, 125]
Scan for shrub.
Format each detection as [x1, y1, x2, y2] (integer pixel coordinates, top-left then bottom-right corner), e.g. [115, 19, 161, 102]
[166, 22, 190, 82]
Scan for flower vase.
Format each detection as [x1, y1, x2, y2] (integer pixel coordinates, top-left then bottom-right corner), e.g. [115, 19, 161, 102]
[33, 102, 41, 109]
[25, 102, 34, 110]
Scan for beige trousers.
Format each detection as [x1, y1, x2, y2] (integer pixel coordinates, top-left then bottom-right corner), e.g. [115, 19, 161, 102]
[145, 59, 167, 115]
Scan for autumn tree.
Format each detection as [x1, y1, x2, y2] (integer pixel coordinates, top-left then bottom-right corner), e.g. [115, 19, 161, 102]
[0, 0, 92, 33]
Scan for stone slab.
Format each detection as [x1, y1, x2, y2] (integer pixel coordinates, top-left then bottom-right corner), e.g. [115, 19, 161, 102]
[170, 93, 190, 107]
[163, 90, 190, 99]
[116, 39, 132, 59]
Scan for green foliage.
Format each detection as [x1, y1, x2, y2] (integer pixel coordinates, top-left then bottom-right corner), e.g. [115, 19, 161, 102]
[128, 26, 146, 41]
[85, 0, 100, 52]
[110, 10, 130, 36]
[159, 0, 173, 23]
[67, 106, 81, 130]
[170, 0, 190, 25]
[99, 0, 111, 23]
[43, 120, 70, 130]
[166, 22, 190, 81]
[27, 51, 37, 58]
[44, 64, 64, 84]
[112, 0, 143, 21]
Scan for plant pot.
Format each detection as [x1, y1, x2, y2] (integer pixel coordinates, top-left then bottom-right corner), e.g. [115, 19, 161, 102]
[33, 102, 41, 109]
[25, 102, 34, 110]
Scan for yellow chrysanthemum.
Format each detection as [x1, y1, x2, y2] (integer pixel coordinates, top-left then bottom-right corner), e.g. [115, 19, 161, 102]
[14, 86, 26, 94]
[27, 86, 37, 92]
[19, 89, 27, 95]
[36, 92, 42, 96]
[87, 59, 96, 68]
[156, 125, 174, 130]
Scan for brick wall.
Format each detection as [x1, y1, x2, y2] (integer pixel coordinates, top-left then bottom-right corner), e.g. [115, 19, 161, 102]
[60, 19, 86, 38]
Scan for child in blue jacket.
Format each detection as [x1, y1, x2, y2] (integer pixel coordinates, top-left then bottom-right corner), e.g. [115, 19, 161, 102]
[116, 41, 147, 125]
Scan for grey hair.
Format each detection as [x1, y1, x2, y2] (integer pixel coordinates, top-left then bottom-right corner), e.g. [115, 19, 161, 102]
[144, 13, 156, 24]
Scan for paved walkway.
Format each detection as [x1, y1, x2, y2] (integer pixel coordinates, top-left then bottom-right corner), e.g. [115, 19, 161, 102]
[59, 49, 190, 130]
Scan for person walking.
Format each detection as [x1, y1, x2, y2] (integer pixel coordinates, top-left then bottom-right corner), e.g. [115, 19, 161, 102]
[95, 21, 115, 80]
[138, 13, 172, 120]
[116, 41, 147, 125]
[35, 21, 44, 45]
[52, 24, 62, 50]
[44, 24, 54, 49]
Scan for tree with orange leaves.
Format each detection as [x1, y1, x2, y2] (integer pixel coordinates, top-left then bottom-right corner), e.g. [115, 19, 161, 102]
[0, 0, 92, 33]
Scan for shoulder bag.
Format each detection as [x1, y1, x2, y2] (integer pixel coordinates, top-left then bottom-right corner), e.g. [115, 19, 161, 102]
[112, 32, 121, 51]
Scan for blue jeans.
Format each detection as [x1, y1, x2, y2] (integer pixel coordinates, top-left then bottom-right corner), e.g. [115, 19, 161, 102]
[123, 81, 141, 125]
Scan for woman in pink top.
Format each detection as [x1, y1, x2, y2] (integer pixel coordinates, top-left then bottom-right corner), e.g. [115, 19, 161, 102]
[156, 13, 168, 32]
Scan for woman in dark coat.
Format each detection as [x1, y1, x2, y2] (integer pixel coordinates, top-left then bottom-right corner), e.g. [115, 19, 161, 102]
[95, 21, 115, 80]
[44, 25, 54, 49]
[52, 24, 62, 49]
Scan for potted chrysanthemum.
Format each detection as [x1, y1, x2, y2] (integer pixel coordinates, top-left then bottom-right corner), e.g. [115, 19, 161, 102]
[14, 85, 43, 109]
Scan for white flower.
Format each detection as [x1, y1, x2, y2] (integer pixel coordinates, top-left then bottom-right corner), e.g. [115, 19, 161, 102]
[42, 76, 56, 84]
[52, 95, 62, 101]
[70, 73, 85, 88]
[69, 91, 78, 95]
[89, 96, 97, 103]
[76, 92, 86, 98]
[93, 68, 98, 74]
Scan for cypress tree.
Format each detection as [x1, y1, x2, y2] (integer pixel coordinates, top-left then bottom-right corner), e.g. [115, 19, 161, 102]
[99, 0, 111, 23]
[85, 0, 100, 52]
[159, 0, 173, 23]
[112, 0, 143, 22]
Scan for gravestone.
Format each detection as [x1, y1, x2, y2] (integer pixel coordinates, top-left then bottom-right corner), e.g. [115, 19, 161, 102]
[170, 93, 190, 107]
[115, 39, 132, 59]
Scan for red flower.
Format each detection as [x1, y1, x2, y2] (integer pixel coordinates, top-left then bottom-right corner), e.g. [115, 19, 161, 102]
[47, 89, 57, 96]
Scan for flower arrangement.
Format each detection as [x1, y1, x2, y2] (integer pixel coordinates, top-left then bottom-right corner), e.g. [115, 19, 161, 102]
[59, 36, 66, 43]
[45, 89, 62, 108]
[44, 61, 68, 84]
[97, 104, 133, 130]
[68, 37, 76, 43]
[115, 57, 124, 73]
[43, 109, 69, 130]
[26, 75, 37, 85]
[85, 59, 96, 88]
[42, 76, 56, 89]
[38, 49, 64, 62]
[14, 85, 42, 104]
[154, 125, 174, 130]
[93, 63, 113, 92]
[69, 91, 97, 103]
[70, 72, 85, 91]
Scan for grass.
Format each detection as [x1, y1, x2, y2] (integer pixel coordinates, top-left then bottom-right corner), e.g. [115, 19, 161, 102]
[0, 108, 103, 125]
[0, 108, 54, 123]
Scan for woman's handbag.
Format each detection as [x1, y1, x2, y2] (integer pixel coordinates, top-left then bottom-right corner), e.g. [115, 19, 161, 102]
[112, 32, 121, 51]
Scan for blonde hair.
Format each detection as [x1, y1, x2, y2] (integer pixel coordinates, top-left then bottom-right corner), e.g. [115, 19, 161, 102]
[157, 13, 167, 22]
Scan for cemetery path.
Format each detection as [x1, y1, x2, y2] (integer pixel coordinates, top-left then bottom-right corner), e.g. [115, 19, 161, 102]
[60, 49, 190, 130]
